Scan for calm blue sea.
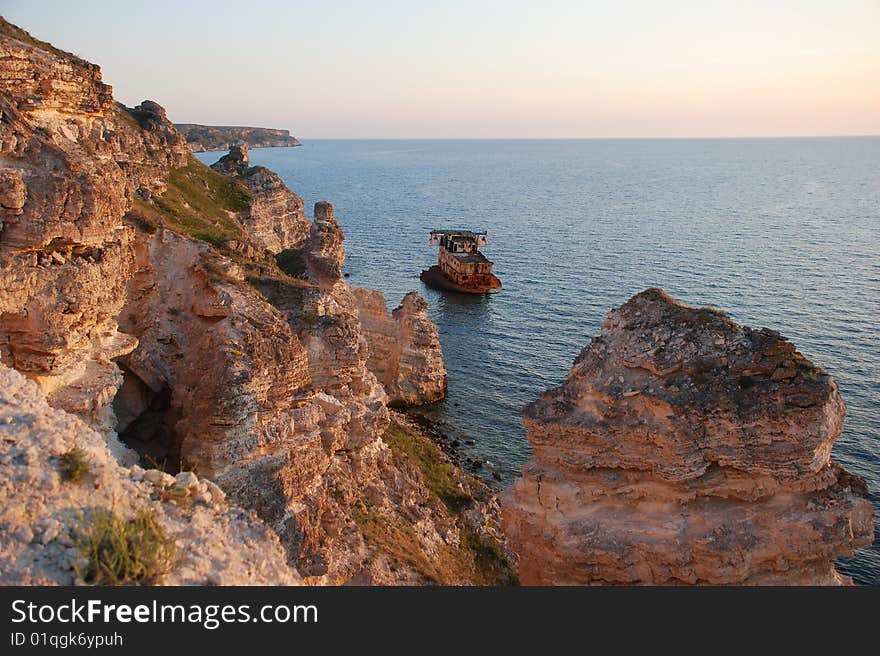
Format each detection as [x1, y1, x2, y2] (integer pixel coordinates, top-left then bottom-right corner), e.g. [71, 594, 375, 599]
[198, 138, 879, 584]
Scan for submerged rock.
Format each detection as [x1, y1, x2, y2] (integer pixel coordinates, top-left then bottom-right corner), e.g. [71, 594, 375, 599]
[502, 288, 873, 585]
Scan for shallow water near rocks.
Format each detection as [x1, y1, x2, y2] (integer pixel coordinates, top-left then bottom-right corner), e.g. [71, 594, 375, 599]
[198, 137, 879, 584]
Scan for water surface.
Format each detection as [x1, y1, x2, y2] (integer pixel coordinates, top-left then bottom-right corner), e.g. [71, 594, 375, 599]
[199, 137, 879, 583]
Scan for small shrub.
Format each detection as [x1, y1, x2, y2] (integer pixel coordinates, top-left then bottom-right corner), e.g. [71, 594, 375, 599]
[73, 508, 177, 585]
[689, 357, 718, 386]
[58, 447, 89, 483]
[154, 486, 193, 511]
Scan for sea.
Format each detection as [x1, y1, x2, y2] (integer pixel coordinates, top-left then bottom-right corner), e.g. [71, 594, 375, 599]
[198, 137, 879, 584]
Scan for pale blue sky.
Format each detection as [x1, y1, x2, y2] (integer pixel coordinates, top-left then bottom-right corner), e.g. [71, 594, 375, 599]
[3, 0, 879, 138]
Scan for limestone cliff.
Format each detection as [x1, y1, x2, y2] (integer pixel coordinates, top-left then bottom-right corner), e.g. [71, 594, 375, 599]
[0, 17, 186, 440]
[353, 287, 447, 406]
[502, 289, 873, 585]
[117, 210, 510, 584]
[0, 363, 300, 585]
[1, 18, 508, 586]
[175, 123, 301, 152]
[210, 144, 311, 254]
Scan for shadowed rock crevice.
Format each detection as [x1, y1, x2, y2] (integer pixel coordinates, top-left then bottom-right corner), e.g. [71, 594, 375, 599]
[113, 365, 181, 472]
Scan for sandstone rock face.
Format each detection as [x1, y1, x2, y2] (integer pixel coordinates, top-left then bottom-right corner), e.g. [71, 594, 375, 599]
[354, 288, 447, 406]
[1, 18, 497, 587]
[116, 230, 312, 476]
[211, 143, 251, 177]
[275, 201, 347, 285]
[119, 224, 499, 584]
[0, 363, 300, 585]
[1, 22, 184, 434]
[210, 144, 311, 254]
[502, 288, 873, 585]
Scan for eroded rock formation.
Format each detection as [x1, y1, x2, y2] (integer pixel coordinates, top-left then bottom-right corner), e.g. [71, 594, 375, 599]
[210, 144, 311, 254]
[502, 288, 873, 585]
[1, 18, 507, 586]
[118, 211, 507, 584]
[0, 363, 300, 585]
[354, 288, 447, 406]
[0, 18, 187, 438]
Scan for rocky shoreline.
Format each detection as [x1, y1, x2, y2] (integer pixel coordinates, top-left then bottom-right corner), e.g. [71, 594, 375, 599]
[403, 409, 504, 483]
[0, 16, 872, 586]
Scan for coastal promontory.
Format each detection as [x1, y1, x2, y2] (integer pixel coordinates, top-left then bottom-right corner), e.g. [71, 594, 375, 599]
[175, 123, 301, 152]
[0, 17, 511, 586]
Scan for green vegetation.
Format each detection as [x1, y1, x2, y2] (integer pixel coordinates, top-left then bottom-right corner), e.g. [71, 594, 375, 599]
[694, 306, 729, 321]
[72, 508, 177, 585]
[128, 155, 250, 246]
[794, 355, 827, 379]
[352, 502, 450, 582]
[154, 486, 194, 511]
[462, 526, 516, 586]
[57, 447, 90, 484]
[114, 102, 143, 130]
[362, 421, 516, 585]
[383, 423, 471, 513]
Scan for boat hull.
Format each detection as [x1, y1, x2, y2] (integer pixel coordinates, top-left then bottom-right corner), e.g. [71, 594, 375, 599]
[420, 265, 502, 294]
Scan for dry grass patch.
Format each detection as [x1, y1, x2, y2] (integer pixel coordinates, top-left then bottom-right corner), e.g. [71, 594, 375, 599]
[72, 508, 177, 585]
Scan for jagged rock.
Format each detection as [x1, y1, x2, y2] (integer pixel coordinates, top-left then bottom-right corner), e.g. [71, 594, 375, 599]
[116, 230, 312, 475]
[0, 21, 186, 435]
[210, 145, 311, 254]
[502, 288, 874, 585]
[274, 201, 346, 286]
[211, 143, 251, 177]
[0, 363, 301, 585]
[354, 288, 447, 406]
[0, 17, 493, 587]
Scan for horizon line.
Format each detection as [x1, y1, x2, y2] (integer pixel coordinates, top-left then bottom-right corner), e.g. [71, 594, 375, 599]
[272, 134, 880, 142]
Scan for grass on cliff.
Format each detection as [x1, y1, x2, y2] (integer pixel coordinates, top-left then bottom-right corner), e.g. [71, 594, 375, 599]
[72, 508, 177, 585]
[57, 447, 90, 484]
[358, 422, 515, 585]
[128, 155, 250, 246]
[383, 423, 471, 513]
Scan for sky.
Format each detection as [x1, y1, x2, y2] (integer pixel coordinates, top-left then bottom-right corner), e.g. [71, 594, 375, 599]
[2, 0, 879, 138]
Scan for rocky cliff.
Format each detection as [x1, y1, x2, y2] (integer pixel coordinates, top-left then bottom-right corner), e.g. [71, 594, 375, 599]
[175, 123, 301, 152]
[210, 143, 311, 254]
[354, 288, 447, 406]
[0, 18, 510, 586]
[0, 363, 300, 585]
[0, 17, 187, 442]
[502, 288, 873, 585]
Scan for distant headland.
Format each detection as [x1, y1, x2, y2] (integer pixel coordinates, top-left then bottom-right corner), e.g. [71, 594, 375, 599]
[174, 123, 301, 152]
